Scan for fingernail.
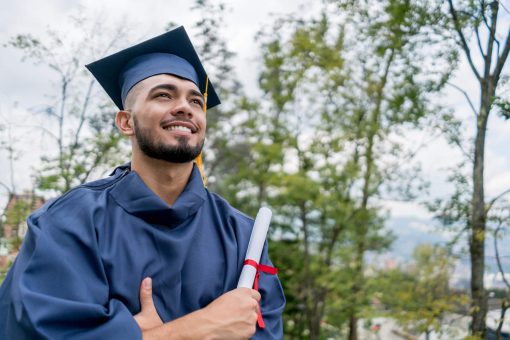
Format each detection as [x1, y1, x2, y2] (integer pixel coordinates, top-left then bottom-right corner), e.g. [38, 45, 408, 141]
[144, 277, 152, 289]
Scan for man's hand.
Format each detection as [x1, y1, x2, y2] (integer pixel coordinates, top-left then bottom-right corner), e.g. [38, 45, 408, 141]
[134, 277, 163, 332]
[196, 287, 261, 339]
[135, 281, 260, 340]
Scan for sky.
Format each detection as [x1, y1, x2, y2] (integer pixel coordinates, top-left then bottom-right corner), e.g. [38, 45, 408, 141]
[1, 0, 510, 269]
[0, 0, 317, 192]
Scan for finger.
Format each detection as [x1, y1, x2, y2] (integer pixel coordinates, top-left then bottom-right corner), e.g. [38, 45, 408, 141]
[251, 289, 261, 302]
[139, 277, 156, 312]
[134, 277, 163, 331]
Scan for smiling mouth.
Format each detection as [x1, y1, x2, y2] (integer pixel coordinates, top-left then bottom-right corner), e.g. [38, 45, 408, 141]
[161, 119, 198, 134]
[164, 125, 192, 133]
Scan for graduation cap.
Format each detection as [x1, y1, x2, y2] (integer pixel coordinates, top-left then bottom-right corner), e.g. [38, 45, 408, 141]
[85, 26, 220, 111]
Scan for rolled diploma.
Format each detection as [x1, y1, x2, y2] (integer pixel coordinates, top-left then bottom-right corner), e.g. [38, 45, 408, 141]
[237, 207, 272, 288]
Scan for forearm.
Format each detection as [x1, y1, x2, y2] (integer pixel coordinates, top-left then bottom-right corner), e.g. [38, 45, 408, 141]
[141, 309, 216, 340]
[140, 288, 259, 340]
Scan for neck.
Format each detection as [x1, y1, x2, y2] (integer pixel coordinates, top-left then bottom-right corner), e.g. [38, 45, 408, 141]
[131, 150, 194, 206]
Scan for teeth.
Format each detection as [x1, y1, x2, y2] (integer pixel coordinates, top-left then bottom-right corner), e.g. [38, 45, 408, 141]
[165, 125, 192, 133]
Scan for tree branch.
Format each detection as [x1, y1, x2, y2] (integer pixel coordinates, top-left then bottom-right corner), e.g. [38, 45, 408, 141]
[447, 82, 478, 116]
[475, 26, 486, 58]
[486, 187, 510, 213]
[497, 0, 510, 15]
[496, 301, 510, 340]
[484, 1, 498, 78]
[14, 124, 59, 142]
[448, 0, 481, 80]
[493, 26, 510, 81]
[79, 151, 104, 184]
[0, 181, 13, 195]
[70, 79, 95, 154]
[481, 0, 492, 34]
[446, 225, 469, 250]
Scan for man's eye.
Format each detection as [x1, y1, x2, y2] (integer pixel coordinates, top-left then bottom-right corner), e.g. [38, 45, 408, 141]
[191, 98, 204, 106]
[157, 93, 171, 98]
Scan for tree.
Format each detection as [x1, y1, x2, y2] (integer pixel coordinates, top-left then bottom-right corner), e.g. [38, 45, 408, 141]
[219, 0, 447, 337]
[375, 244, 468, 340]
[318, 1, 448, 338]
[428, 1, 510, 336]
[7, 13, 131, 195]
[447, 2, 510, 336]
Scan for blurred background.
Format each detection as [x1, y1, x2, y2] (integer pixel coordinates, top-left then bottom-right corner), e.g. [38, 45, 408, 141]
[0, 1, 509, 339]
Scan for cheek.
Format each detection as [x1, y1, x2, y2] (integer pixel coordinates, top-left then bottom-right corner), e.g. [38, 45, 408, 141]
[136, 112, 159, 128]
[198, 116, 207, 132]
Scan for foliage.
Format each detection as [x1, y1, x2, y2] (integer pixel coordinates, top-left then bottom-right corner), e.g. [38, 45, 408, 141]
[7, 14, 131, 195]
[0, 194, 36, 284]
[374, 244, 468, 337]
[215, 1, 451, 338]
[3, 195, 31, 249]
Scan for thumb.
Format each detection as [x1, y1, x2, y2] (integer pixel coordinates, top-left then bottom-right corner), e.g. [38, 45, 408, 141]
[135, 277, 163, 331]
[139, 277, 157, 313]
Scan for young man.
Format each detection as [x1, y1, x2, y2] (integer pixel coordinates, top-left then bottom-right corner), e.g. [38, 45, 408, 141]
[0, 26, 285, 339]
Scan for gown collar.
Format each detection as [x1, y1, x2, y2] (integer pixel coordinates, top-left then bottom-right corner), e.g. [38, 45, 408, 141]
[109, 163, 206, 226]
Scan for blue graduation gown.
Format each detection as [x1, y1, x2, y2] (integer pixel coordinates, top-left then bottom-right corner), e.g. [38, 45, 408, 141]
[0, 164, 285, 339]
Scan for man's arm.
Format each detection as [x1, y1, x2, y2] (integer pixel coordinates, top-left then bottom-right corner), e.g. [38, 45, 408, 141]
[133, 242, 285, 340]
[0, 211, 142, 340]
[135, 277, 261, 339]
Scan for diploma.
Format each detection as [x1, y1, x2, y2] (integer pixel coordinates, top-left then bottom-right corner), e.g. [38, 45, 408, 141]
[237, 207, 272, 288]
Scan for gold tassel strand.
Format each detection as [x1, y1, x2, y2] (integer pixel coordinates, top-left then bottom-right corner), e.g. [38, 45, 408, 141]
[196, 76, 209, 186]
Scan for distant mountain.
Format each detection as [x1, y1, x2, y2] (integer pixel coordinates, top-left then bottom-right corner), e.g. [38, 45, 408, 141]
[384, 216, 448, 260]
[381, 216, 510, 277]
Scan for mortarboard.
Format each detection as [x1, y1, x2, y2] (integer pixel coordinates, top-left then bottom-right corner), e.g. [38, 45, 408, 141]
[85, 26, 220, 111]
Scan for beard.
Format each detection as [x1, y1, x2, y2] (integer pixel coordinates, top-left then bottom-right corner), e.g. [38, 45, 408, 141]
[133, 116, 204, 163]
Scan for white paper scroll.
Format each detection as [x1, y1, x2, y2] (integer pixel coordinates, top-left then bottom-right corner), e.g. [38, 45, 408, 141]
[237, 207, 272, 288]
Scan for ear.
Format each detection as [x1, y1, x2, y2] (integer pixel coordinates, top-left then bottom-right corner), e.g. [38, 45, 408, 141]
[115, 110, 135, 136]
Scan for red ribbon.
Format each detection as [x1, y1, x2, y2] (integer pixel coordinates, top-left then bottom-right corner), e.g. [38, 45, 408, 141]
[243, 259, 278, 329]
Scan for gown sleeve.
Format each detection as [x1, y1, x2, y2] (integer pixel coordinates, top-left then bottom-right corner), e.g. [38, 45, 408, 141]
[0, 204, 142, 340]
[253, 241, 286, 340]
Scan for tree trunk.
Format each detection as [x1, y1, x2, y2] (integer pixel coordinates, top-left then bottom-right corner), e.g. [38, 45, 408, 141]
[347, 48, 391, 340]
[469, 83, 492, 338]
[348, 314, 358, 340]
[495, 301, 509, 340]
[446, 0, 510, 336]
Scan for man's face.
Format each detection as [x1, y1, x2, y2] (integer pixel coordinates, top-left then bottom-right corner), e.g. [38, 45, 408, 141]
[126, 74, 206, 163]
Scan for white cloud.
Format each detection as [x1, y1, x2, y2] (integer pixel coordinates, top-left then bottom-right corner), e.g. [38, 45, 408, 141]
[383, 200, 433, 220]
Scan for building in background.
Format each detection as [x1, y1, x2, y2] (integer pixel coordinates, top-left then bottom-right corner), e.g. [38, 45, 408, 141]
[0, 191, 45, 270]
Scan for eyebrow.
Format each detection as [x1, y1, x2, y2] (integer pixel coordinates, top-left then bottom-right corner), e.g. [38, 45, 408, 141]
[147, 84, 204, 100]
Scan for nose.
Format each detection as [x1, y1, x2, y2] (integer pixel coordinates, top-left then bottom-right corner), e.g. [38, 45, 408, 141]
[171, 96, 193, 117]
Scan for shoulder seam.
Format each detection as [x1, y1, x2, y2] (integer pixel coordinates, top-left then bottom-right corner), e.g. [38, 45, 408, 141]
[45, 168, 130, 211]
[209, 192, 254, 222]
